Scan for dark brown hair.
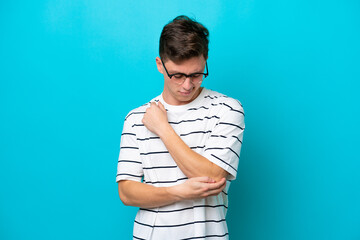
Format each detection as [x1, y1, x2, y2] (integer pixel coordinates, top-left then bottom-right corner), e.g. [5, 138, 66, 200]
[159, 15, 209, 63]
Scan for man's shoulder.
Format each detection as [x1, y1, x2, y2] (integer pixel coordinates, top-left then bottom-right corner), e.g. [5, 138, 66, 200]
[203, 88, 244, 113]
[123, 95, 161, 123]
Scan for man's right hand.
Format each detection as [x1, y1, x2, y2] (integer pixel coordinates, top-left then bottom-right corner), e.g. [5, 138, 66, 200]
[118, 177, 226, 208]
[168, 177, 226, 201]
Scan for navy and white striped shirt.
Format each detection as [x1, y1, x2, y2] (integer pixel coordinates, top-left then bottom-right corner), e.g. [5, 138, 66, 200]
[116, 88, 245, 240]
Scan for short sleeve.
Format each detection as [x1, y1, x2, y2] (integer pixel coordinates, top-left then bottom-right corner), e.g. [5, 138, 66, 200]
[116, 116, 143, 183]
[203, 101, 245, 180]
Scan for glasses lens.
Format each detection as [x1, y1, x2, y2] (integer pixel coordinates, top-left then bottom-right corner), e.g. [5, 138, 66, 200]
[172, 74, 186, 84]
[171, 73, 205, 85]
[191, 74, 204, 83]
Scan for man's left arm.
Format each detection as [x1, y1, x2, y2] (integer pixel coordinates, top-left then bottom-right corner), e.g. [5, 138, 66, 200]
[142, 101, 244, 182]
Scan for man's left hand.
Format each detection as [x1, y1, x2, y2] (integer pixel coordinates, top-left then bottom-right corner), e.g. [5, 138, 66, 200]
[142, 101, 170, 136]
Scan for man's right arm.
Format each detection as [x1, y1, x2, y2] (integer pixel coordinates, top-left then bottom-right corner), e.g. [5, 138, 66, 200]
[118, 177, 226, 209]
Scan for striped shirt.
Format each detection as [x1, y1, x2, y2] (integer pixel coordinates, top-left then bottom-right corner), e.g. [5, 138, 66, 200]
[116, 88, 245, 240]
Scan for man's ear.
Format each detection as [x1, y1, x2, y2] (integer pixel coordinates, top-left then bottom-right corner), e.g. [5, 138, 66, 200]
[155, 57, 164, 74]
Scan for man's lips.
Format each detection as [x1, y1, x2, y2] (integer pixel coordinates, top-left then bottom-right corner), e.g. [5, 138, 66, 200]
[179, 90, 192, 95]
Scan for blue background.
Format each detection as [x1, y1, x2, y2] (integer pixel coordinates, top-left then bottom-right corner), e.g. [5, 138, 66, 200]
[1, 1, 359, 239]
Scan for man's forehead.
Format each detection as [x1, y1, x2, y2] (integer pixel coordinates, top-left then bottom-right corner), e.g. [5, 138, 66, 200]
[165, 56, 206, 73]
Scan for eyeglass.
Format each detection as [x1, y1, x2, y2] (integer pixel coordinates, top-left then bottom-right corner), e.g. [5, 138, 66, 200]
[161, 58, 209, 85]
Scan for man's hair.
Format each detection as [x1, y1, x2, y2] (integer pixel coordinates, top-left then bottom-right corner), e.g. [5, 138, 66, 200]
[159, 15, 209, 63]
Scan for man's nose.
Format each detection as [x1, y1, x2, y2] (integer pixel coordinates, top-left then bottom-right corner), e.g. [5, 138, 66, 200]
[182, 76, 193, 90]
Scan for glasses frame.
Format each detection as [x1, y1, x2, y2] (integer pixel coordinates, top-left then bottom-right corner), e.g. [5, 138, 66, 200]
[160, 58, 209, 85]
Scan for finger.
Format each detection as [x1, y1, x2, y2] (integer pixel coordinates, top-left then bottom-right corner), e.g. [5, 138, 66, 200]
[207, 179, 226, 190]
[193, 176, 216, 183]
[206, 182, 226, 196]
[203, 184, 225, 197]
[207, 189, 224, 197]
[158, 101, 166, 111]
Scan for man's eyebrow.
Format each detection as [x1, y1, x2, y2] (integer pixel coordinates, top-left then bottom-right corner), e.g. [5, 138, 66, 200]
[168, 70, 184, 75]
[168, 68, 204, 75]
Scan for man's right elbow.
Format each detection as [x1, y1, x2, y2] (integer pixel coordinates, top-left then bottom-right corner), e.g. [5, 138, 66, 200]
[118, 192, 131, 206]
[118, 181, 132, 206]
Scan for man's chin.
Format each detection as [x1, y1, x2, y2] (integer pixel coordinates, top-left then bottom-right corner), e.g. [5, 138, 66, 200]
[174, 88, 201, 104]
[178, 92, 194, 100]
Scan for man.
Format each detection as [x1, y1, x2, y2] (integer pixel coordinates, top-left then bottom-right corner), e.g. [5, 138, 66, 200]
[116, 15, 245, 240]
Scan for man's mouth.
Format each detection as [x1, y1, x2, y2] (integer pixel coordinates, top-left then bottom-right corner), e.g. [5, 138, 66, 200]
[179, 90, 192, 96]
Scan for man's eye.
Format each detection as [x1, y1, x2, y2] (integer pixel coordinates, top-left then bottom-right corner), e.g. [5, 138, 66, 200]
[192, 74, 201, 78]
[173, 74, 184, 79]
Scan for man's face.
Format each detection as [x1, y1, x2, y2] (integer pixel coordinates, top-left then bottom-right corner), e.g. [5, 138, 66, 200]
[156, 55, 207, 106]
